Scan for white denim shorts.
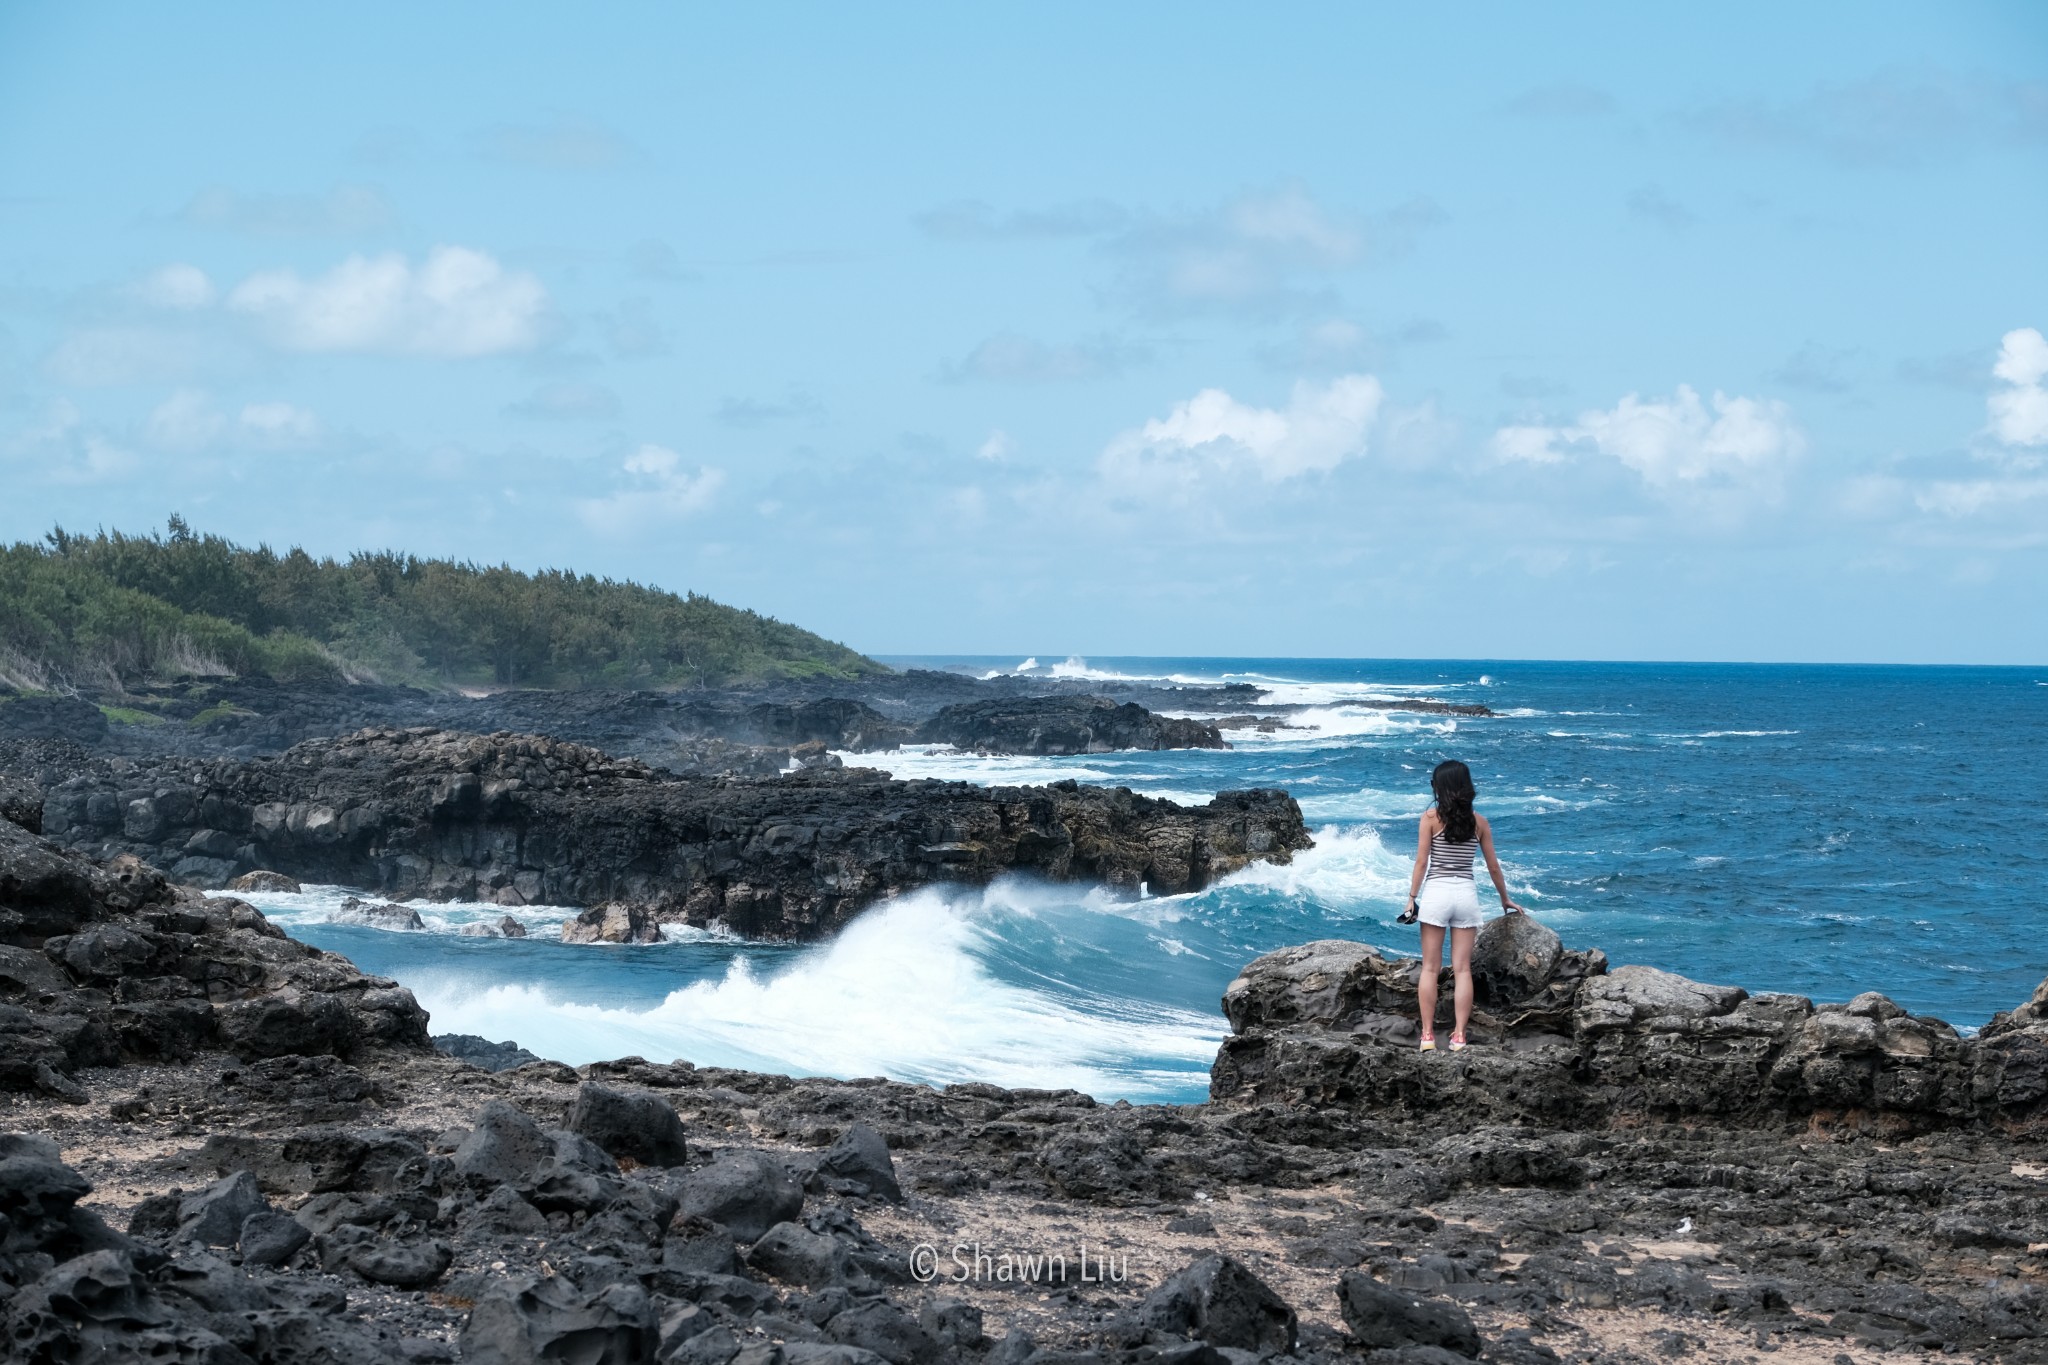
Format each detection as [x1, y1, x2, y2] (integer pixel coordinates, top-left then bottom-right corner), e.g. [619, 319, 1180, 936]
[1418, 877, 1483, 930]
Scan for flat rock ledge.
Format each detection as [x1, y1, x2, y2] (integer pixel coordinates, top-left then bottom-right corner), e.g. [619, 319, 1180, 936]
[1212, 915, 2048, 1131]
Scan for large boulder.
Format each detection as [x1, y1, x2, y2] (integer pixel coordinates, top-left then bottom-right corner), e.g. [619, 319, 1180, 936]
[227, 870, 301, 894]
[1123, 1253, 1297, 1354]
[566, 1082, 689, 1166]
[0, 1132, 93, 1223]
[454, 1101, 557, 1190]
[561, 903, 663, 945]
[826, 1298, 941, 1364]
[177, 1170, 270, 1245]
[215, 986, 358, 1060]
[812, 1123, 901, 1202]
[1574, 965, 1747, 1035]
[1220, 939, 1415, 1034]
[460, 1274, 657, 1365]
[678, 1149, 804, 1243]
[1471, 913, 1562, 1006]
[748, 1221, 850, 1288]
[331, 896, 425, 931]
[1337, 1272, 1482, 1357]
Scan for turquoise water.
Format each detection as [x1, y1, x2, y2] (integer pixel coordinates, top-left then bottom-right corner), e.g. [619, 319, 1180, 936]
[229, 658, 2048, 1103]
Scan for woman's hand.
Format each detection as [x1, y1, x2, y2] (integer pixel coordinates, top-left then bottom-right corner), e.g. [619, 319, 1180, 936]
[1501, 899, 1525, 915]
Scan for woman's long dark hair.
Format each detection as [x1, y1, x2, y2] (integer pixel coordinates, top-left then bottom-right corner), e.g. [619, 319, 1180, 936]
[1431, 760, 1477, 842]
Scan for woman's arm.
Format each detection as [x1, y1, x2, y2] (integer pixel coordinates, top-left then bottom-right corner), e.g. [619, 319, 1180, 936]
[1407, 811, 1435, 909]
[1476, 814, 1524, 912]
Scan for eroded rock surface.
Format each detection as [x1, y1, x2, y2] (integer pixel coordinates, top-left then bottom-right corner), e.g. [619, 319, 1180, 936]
[30, 727, 1310, 939]
[914, 696, 1228, 755]
[1212, 919, 2048, 1130]
[8, 783, 2047, 1362]
[0, 814, 429, 1105]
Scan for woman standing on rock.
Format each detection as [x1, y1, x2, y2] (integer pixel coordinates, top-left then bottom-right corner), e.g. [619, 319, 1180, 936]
[1400, 759, 1523, 1051]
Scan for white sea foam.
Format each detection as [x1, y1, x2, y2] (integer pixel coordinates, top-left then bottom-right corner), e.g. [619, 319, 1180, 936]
[1204, 824, 1415, 910]
[1295, 785, 1586, 823]
[210, 884, 586, 938]
[834, 744, 1123, 787]
[1227, 706, 1460, 748]
[409, 884, 1225, 1100]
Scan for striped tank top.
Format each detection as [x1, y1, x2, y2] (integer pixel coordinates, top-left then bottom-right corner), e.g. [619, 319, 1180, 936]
[1425, 826, 1478, 881]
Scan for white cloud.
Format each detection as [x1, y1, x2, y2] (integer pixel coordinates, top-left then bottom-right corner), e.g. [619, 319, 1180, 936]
[226, 247, 549, 356]
[576, 444, 725, 532]
[1988, 327, 2048, 446]
[1107, 185, 1371, 319]
[141, 391, 319, 451]
[976, 430, 1013, 462]
[139, 264, 215, 309]
[1101, 374, 1383, 483]
[1493, 385, 1805, 496]
[1914, 476, 2048, 518]
[239, 402, 319, 443]
[147, 389, 224, 450]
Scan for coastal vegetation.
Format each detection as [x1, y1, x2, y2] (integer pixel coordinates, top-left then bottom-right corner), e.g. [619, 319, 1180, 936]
[0, 517, 884, 691]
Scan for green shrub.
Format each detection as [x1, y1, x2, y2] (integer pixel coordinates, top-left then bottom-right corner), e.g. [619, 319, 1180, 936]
[4, 518, 885, 691]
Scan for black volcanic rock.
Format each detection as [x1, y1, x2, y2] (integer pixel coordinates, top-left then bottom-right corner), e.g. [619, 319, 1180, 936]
[33, 727, 1309, 939]
[0, 694, 110, 745]
[0, 812, 430, 1102]
[434, 1034, 542, 1071]
[1210, 919, 2048, 1129]
[915, 695, 1228, 754]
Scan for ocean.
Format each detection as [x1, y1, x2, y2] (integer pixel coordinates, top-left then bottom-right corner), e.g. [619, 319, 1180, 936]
[221, 658, 2048, 1104]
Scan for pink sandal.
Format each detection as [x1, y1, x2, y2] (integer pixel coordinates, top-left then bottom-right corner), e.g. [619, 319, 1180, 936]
[1418, 1035, 1436, 1052]
[1448, 1035, 1468, 1052]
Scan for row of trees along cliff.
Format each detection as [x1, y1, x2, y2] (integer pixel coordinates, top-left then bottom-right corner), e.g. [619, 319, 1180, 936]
[0, 517, 886, 693]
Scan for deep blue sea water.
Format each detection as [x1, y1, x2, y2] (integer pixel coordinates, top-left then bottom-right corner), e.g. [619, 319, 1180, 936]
[225, 658, 2048, 1104]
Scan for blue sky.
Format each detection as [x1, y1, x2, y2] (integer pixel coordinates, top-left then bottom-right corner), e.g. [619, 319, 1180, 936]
[2, 3, 2044, 663]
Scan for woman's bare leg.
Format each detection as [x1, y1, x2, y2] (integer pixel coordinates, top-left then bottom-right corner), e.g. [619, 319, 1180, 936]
[1450, 925, 1477, 1040]
[1417, 923, 1445, 1038]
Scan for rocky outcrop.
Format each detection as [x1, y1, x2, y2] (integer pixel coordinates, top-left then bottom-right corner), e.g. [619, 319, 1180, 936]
[0, 693, 109, 745]
[29, 727, 1310, 939]
[0, 806, 430, 1104]
[915, 695, 1228, 754]
[7, 887, 2048, 1362]
[1211, 918, 2048, 1131]
[561, 902, 664, 944]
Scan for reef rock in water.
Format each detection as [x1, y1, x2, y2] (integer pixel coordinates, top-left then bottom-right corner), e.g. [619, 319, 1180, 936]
[913, 695, 1229, 754]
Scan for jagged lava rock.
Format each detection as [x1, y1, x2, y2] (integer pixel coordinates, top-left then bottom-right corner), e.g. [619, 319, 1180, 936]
[228, 869, 301, 893]
[0, 813, 430, 1102]
[1120, 1253, 1298, 1354]
[34, 726, 1309, 939]
[914, 695, 1227, 754]
[331, 895, 425, 931]
[566, 1081, 689, 1165]
[561, 902, 663, 944]
[1212, 920, 2048, 1130]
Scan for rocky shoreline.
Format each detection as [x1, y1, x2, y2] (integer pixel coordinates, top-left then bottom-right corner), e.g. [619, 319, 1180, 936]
[12, 727, 1311, 939]
[5, 798, 2047, 1363]
[0, 669, 1479, 772]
